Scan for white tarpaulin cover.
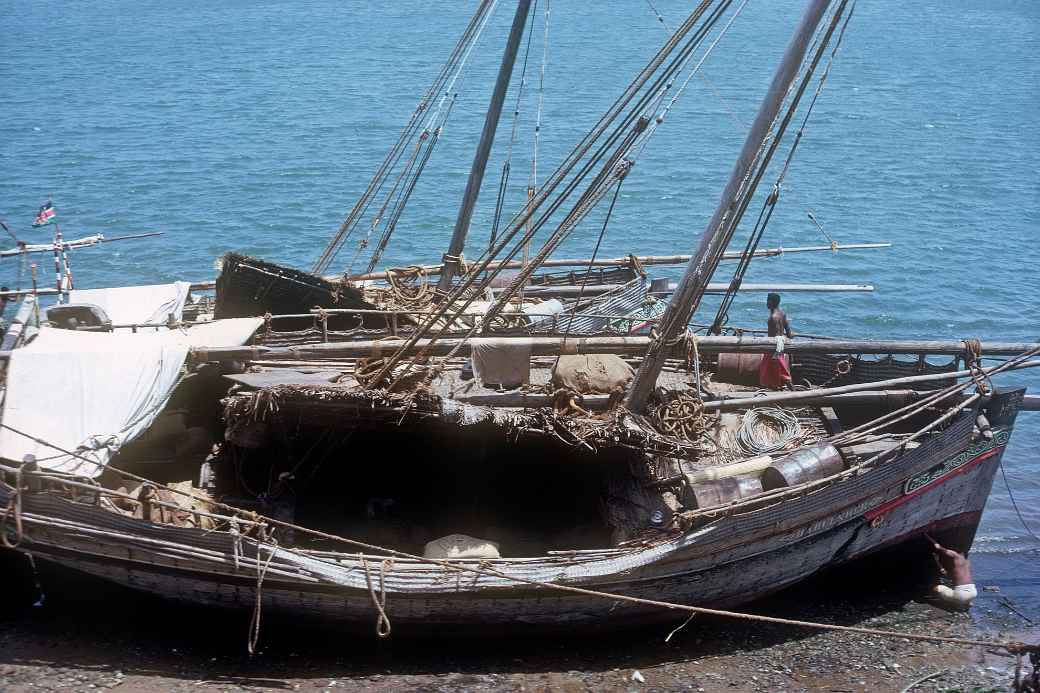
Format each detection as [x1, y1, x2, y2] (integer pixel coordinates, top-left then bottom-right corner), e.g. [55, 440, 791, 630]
[67, 281, 192, 326]
[0, 318, 261, 477]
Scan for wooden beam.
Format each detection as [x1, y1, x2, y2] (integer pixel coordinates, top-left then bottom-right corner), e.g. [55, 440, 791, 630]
[344, 242, 892, 282]
[438, 0, 533, 292]
[521, 282, 874, 298]
[627, 0, 837, 412]
[185, 336, 1040, 364]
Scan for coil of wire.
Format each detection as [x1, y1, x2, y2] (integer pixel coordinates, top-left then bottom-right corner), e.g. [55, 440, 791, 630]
[737, 406, 802, 454]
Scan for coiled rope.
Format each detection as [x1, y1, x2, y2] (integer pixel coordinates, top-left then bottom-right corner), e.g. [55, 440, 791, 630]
[738, 406, 802, 454]
[384, 265, 432, 310]
[654, 392, 709, 441]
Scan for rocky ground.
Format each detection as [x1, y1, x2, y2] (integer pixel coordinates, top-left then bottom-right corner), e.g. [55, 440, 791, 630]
[0, 551, 1037, 692]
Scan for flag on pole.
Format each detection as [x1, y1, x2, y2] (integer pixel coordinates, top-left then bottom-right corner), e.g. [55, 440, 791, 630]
[32, 201, 56, 227]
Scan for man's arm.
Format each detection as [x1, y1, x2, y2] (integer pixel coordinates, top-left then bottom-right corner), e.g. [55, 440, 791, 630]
[783, 314, 794, 339]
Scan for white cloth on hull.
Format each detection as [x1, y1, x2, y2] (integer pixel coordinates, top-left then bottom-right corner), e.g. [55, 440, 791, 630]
[0, 318, 262, 477]
[68, 281, 192, 328]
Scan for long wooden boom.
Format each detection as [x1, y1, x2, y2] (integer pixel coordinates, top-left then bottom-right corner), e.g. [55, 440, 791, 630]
[185, 336, 1040, 364]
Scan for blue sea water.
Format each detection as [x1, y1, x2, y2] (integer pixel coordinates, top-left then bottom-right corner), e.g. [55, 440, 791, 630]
[0, 0, 1037, 565]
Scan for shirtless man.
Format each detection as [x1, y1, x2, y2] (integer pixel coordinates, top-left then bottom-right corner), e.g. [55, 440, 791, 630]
[930, 537, 976, 608]
[758, 293, 793, 389]
[766, 292, 794, 338]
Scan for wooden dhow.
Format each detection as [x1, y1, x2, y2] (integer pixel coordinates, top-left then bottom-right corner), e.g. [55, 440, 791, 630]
[1, 0, 1037, 651]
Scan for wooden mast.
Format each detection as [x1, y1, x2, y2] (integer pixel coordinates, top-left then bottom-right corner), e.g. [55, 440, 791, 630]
[437, 0, 533, 293]
[625, 0, 834, 412]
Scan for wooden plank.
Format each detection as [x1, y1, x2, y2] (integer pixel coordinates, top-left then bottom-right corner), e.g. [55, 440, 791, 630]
[182, 337, 1040, 363]
[521, 282, 875, 298]
[344, 243, 892, 282]
[223, 370, 345, 389]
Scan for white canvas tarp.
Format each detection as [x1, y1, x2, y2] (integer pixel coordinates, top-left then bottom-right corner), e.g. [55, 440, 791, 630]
[0, 318, 261, 477]
[67, 281, 192, 326]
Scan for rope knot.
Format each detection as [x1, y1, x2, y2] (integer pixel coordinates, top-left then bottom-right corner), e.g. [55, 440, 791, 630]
[1, 455, 36, 549]
[362, 554, 394, 638]
[962, 338, 991, 395]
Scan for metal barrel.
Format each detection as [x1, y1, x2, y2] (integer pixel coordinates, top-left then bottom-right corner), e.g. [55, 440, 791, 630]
[714, 352, 763, 386]
[683, 472, 765, 509]
[761, 444, 845, 491]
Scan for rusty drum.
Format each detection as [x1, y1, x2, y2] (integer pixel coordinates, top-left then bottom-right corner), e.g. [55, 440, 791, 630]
[683, 472, 765, 509]
[715, 352, 763, 386]
[761, 444, 845, 491]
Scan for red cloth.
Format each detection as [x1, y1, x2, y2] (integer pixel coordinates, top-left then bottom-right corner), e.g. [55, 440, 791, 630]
[758, 353, 792, 389]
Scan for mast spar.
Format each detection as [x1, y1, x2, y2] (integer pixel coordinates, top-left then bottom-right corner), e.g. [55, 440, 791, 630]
[625, 0, 836, 413]
[437, 0, 533, 294]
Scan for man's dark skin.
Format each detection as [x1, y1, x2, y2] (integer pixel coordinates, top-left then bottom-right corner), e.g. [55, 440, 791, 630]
[766, 293, 794, 338]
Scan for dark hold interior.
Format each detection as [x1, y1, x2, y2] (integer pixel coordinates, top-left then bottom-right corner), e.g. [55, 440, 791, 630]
[218, 422, 622, 557]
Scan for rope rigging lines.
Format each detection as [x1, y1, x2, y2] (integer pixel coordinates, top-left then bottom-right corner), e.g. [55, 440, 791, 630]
[645, 0, 854, 361]
[364, 0, 752, 390]
[313, 0, 501, 275]
[710, 1, 855, 334]
[488, 0, 541, 253]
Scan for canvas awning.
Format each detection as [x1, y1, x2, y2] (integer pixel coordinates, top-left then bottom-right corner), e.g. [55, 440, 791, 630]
[0, 318, 261, 477]
[67, 281, 192, 327]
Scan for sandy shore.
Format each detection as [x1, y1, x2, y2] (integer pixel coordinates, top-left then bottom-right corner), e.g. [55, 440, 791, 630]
[1, 551, 1037, 692]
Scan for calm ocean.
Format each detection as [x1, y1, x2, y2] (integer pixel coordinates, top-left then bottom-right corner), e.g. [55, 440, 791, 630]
[1, 1, 1037, 593]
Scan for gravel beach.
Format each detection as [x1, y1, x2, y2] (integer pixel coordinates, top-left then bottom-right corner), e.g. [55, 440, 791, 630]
[1, 549, 1037, 692]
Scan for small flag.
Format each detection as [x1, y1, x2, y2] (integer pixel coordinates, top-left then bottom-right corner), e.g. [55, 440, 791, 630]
[33, 201, 56, 227]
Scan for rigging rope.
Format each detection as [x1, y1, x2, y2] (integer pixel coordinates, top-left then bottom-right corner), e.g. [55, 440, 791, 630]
[313, 0, 500, 274]
[710, 2, 854, 334]
[488, 0, 539, 252]
[364, 102, 454, 274]
[347, 129, 429, 274]
[370, 0, 744, 388]
[530, 0, 550, 192]
[560, 171, 628, 343]
[355, 3, 500, 275]
[247, 530, 276, 655]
